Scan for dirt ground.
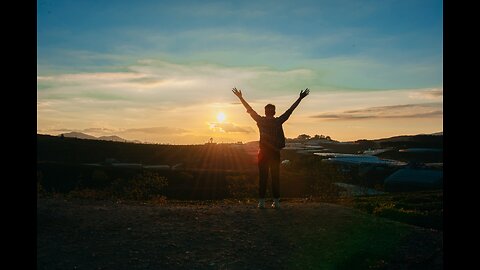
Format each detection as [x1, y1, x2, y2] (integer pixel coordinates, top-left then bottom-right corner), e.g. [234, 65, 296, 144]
[37, 197, 442, 270]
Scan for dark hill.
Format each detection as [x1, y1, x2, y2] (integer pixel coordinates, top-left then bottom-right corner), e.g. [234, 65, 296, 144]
[37, 134, 256, 171]
[372, 134, 443, 149]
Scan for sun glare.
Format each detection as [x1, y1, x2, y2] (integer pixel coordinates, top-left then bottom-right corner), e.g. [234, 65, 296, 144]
[216, 112, 226, 123]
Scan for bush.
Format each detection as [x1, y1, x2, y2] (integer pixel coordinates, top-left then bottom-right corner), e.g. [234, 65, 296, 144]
[226, 174, 257, 198]
[66, 170, 168, 201]
[107, 171, 168, 200]
[127, 171, 168, 200]
[348, 191, 443, 230]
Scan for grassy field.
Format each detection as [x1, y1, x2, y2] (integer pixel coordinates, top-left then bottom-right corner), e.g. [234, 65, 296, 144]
[334, 190, 443, 231]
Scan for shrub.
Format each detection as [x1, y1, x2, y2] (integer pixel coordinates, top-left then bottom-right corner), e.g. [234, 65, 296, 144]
[107, 171, 168, 200]
[128, 171, 168, 200]
[226, 174, 257, 198]
[65, 170, 168, 201]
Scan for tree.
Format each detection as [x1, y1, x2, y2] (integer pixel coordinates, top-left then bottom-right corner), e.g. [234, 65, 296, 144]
[297, 134, 311, 141]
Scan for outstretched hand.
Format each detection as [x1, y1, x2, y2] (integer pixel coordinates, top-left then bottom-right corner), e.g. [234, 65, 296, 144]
[232, 87, 243, 98]
[300, 88, 310, 99]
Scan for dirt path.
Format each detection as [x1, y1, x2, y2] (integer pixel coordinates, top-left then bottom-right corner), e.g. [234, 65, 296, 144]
[37, 198, 442, 270]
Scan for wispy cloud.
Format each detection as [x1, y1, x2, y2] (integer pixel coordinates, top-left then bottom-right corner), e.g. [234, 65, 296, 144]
[167, 2, 268, 19]
[38, 128, 77, 134]
[38, 59, 314, 107]
[408, 88, 443, 100]
[122, 127, 189, 135]
[39, 126, 190, 137]
[82, 127, 118, 134]
[311, 103, 443, 120]
[209, 122, 255, 133]
[38, 72, 146, 81]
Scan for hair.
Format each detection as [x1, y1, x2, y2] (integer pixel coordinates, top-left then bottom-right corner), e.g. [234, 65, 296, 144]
[264, 104, 275, 116]
[265, 104, 275, 110]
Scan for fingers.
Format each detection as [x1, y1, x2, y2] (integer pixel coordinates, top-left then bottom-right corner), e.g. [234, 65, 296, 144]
[299, 88, 310, 98]
[232, 87, 242, 97]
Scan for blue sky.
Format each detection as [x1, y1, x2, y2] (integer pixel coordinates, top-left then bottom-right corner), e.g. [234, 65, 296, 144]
[37, 0, 443, 144]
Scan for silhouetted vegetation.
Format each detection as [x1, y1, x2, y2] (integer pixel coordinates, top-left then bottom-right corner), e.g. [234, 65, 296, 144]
[37, 134, 255, 170]
[338, 190, 443, 230]
[287, 133, 337, 142]
[37, 134, 346, 200]
[37, 134, 443, 199]
[377, 134, 443, 149]
[37, 134, 443, 230]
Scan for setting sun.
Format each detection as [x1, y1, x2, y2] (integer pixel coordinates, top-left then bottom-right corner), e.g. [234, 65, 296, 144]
[216, 112, 226, 123]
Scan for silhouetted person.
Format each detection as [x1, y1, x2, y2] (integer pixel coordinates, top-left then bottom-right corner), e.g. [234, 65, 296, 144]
[232, 87, 310, 208]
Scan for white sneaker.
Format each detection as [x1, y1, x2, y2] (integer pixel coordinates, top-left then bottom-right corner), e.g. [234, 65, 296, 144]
[257, 198, 265, 209]
[272, 198, 280, 209]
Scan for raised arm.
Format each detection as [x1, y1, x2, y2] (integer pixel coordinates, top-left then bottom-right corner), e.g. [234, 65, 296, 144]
[232, 87, 261, 121]
[278, 88, 310, 123]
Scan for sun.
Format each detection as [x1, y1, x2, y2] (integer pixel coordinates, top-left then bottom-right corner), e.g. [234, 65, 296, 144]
[216, 112, 226, 123]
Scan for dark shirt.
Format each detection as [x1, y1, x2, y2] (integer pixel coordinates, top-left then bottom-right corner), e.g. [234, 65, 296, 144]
[247, 107, 294, 151]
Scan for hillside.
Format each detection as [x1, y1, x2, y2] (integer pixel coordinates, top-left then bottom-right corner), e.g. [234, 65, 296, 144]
[58, 132, 134, 142]
[37, 134, 256, 170]
[38, 132, 443, 163]
[36, 133, 443, 198]
[37, 133, 443, 269]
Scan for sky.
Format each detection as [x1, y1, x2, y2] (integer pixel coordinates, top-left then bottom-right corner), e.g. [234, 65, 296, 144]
[37, 0, 443, 144]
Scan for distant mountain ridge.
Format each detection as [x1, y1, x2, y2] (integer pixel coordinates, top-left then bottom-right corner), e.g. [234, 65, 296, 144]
[59, 132, 138, 143]
[97, 135, 129, 142]
[51, 130, 442, 145]
[368, 132, 443, 143]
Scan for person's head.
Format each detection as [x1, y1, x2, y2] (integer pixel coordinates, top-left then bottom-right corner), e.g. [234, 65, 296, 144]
[265, 104, 276, 117]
